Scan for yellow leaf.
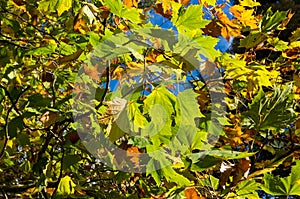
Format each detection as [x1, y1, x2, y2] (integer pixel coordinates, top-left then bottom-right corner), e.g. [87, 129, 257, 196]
[7, 139, 14, 148]
[295, 180, 300, 185]
[201, 0, 216, 6]
[239, 0, 260, 8]
[57, 0, 72, 16]
[230, 5, 258, 29]
[9, 0, 26, 11]
[58, 176, 76, 195]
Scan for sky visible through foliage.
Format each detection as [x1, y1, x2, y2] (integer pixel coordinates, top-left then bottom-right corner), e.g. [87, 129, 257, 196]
[1, 0, 300, 198]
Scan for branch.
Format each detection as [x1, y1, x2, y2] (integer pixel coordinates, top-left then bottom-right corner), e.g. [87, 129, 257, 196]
[0, 86, 30, 159]
[58, 48, 84, 64]
[95, 60, 111, 110]
[0, 181, 36, 193]
[0, 6, 60, 44]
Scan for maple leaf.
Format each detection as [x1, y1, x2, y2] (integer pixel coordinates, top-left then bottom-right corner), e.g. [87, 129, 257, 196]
[230, 5, 258, 29]
[216, 10, 241, 40]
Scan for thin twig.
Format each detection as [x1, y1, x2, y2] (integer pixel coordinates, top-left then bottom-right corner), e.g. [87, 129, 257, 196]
[51, 134, 65, 197]
[0, 6, 60, 44]
[0, 86, 30, 159]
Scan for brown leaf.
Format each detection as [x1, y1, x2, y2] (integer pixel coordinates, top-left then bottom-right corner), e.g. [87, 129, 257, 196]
[202, 20, 222, 37]
[218, 161, 234, 190]
[41, 71, 54, 82]
[283, 47, 300, 59]
[154, 4, 172, 20]
[279, 11, 294, 30]
[40, 111, 60, 127]
[196, 90, 210, 111]
[83, 64, 100, 81]
[231, 158, 251, 186]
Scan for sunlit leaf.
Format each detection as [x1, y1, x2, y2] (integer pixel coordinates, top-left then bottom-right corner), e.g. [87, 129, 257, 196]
[262, 161, 300, 196]
[57, 175, 76, 195]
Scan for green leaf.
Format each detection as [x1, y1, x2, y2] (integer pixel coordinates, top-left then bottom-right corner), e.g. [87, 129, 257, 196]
[121, 8, 142, 24]
[194, 35, 221, 60]
[228, 180, 260, 199]
[185, 155, 222, 172]
[290, 28, 300, 42]
[143, 86, 176, 117]
[60, 42, 77, 55]
[8, 116, 24, 138]
[162, 165, 192, 186]
[27, 45, 57, 56]
[38, 0, 58, 13]
[38, 0, 72, 16]
[62, 155, 81, 170]
[240, 32, 267, 49]
[147, 156, 192, 186]
[57, 175, 76, 195]
[17, 133, 30, 147]
[188, 150, 255, 163]
[242, 85, 297, 131]
[109, 119, 126, 142]
[128, 136, 151, 148]
[262, 161, 300, 196]
[128, 101, 148, 131]
[103, 0, 122, 16]
[21, 160, 31, 174]
[174, 5, 205, 31]
[198, 175, 219, 190]
[260, 8, 289, 33]
[177, 89, 204, 125]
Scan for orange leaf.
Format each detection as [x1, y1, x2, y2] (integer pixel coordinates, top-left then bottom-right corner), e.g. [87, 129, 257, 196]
[123, 0, 138, 8]
[126, 146, 141, 169]
[180, 0, 191, 6]
[217, 10, 241, 40]
[184, 187, 204, 199]
[83, 64, 100, 81]
[73, 15, 88, 34]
